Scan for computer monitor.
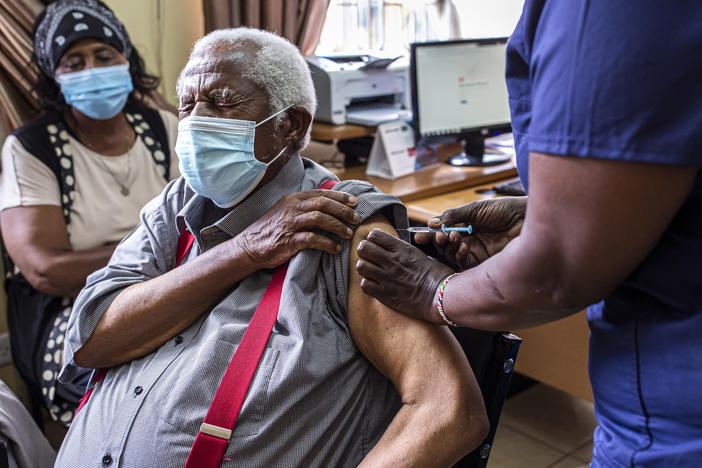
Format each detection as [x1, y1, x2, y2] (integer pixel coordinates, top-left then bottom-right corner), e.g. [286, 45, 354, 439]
[410, 38, 512, 167]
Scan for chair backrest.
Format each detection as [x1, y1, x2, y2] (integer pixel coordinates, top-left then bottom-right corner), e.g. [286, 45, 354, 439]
[450, 328, 521, 468]
[0, 439, 8, 468]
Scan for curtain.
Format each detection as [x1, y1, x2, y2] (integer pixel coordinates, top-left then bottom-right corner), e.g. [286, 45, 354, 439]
[202, 0, 330, 56]
[0, 0, 44, 135]
[0, 0, 176, 139]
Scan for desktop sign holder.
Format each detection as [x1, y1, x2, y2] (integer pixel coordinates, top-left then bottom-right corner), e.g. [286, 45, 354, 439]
[366, 120, 420, 179]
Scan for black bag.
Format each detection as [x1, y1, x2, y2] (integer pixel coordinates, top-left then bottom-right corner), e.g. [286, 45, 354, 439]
[5, 273, 65, 391]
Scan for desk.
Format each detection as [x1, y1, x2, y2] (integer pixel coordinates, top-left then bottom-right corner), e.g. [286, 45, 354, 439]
[405, 180, 500, 222]
[332, 146, 517, 203]
[334, 162, 516, 204]
[404, 182, 594, 402]
[313, 121, 517, 202]
[311, 121, 375, 142]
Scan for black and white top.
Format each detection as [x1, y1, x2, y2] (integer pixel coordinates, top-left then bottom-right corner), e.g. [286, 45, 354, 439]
[0, 104, 179, 426]
[0, 107, 180, 250]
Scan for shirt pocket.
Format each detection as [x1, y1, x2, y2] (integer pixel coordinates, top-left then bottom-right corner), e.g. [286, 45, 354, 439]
[158, 339, 279, 438]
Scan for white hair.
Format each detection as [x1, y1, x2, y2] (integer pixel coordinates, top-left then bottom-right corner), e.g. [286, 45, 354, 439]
[177, 27, 317, 151]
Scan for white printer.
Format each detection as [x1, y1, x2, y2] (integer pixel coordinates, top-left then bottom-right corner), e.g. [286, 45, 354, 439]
[305, 54, 410, 126]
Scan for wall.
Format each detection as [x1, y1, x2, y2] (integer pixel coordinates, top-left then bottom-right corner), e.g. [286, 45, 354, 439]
[455, 0, 524, 38]
[105, 0, 205, 106]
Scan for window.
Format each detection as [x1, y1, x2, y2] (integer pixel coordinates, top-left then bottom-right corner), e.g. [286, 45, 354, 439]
[316, 0, 525, 56]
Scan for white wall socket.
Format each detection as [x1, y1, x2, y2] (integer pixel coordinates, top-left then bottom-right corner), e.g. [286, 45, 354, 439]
[0, 332, 12, 367]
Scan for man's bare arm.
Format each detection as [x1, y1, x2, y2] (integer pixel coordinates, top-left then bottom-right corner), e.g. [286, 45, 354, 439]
[350, 214, 488, 467]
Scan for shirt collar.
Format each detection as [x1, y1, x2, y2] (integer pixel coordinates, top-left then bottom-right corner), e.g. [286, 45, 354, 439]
[177, 155, 306, 242]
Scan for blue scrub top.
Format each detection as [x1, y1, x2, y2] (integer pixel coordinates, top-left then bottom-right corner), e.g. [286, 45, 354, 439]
[506, 1, 702, 466]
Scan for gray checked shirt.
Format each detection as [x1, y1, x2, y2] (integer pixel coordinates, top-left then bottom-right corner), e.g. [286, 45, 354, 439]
[55, 156, 409, 467]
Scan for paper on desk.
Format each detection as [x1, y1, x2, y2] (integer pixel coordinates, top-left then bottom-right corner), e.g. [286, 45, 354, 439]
[485, 132, 515, 155]
[366, 120, 416, 179]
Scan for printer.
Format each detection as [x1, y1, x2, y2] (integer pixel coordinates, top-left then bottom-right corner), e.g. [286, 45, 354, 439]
[305, 54, 410, 126]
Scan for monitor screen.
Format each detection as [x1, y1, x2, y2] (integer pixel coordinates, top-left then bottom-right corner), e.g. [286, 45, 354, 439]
[410, 38, 512, 166]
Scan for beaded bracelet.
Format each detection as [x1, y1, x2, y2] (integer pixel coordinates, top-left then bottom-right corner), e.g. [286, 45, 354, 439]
[436, 273, 459, 327]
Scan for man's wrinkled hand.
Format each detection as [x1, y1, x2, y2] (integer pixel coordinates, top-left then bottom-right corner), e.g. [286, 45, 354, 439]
[415, 196, 526, 269]
[356, 229, 455, 323]
[239, 189, 360, 268]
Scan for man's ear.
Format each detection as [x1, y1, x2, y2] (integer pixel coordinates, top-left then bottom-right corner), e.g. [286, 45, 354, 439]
[285, 106, 312, 143]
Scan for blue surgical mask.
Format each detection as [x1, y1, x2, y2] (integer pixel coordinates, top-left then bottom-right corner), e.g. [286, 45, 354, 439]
[175, 106, 292, 208]
[57, 64, 133, 120]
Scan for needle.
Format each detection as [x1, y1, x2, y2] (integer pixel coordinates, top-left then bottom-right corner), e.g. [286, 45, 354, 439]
[399, 224, 473, 234]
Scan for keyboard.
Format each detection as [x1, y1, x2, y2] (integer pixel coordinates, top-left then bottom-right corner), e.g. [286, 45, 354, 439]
[493, 177, 526, 196]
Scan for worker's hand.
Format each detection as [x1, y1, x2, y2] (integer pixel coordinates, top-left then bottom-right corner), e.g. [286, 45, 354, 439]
[356, 229, 455, 323]
[415, 196, 527, 269]
[238, 189, 360, 269]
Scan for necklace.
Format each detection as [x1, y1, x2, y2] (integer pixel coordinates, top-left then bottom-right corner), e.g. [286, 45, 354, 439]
[74, 115, 134, 196]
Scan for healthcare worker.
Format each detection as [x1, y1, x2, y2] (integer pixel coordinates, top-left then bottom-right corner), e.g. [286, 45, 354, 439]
[355, 1, 702, 466]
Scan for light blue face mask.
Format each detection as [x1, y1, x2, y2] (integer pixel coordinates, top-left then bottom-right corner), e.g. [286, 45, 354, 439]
[57, 63, 134, 120]
[175, 106, 292, 208]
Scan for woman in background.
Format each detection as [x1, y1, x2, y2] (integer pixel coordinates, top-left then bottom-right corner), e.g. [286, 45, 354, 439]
[0, 0, 179, 426]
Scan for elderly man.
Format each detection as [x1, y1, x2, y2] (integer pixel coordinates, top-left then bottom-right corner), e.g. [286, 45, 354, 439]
[54, 28, 488, 467]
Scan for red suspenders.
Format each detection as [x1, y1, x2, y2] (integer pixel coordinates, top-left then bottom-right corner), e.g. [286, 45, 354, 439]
[185, 179, 338, 467]
[184, 261, 287, 467]
[76, 180, 339, 467]
[185, 179, 339, 467]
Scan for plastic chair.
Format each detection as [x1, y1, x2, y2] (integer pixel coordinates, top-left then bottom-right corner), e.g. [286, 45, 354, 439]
[0, 239, 45, 431]
[451, 328, 521, 467]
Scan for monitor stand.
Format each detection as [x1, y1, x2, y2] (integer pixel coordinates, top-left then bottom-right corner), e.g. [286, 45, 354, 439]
[446, 137, 512, 167]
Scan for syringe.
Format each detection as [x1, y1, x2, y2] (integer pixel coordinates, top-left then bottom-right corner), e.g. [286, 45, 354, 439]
[400, 224, 473, 235]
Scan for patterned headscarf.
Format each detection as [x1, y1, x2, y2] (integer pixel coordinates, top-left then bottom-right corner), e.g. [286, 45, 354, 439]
[33, 0, 132, 77]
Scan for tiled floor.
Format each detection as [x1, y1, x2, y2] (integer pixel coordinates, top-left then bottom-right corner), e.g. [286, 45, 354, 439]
[489, 383, 597, 468]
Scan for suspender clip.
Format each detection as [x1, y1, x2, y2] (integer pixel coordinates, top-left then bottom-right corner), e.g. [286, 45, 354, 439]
[199, 423, 232, 440]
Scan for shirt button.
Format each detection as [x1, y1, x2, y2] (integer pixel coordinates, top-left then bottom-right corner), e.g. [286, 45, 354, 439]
[175, 335, 184, 345]
[102, 454, 112, 465]
[134, 386, 143, 395]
